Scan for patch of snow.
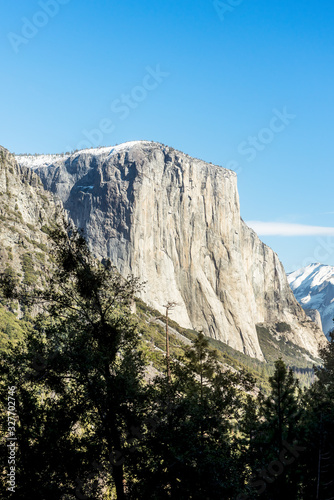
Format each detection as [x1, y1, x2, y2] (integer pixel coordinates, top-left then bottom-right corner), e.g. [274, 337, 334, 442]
[15, 141, 152, 170]
[76, 185, 94, 191]
[16, 154, 65, 170]
[74, 141, 152, 158]
[301, 295, 311, 304]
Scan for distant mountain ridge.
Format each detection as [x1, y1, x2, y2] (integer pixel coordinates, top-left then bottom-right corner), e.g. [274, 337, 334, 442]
[288, 263, 334, 338]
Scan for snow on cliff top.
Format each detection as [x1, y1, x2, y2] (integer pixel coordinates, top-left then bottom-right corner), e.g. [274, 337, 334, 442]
[16, 141, 152, 170]
[80, 141, 150, 156]
[15, 140, 232, 177]
[16, 153, 65, 170]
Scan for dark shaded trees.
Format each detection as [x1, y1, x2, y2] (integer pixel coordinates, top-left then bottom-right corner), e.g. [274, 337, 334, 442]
[238, 359, 303, 499]
[127, 333, 254, 499]
[298, 331, 334, 499]
[0, 226, 147, 499]
[260, 359, 301, 453]
[2, 225, 333, 499]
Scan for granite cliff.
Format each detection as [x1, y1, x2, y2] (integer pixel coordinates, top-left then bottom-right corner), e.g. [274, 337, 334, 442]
[16, 141, 326, 360]
[0, 146, 62, 288]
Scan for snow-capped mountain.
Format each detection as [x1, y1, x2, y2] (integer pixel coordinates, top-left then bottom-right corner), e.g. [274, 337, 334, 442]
[288, 263, 334, 338]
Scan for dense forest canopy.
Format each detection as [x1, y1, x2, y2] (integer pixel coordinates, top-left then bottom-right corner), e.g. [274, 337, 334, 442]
[0, 227, 333, 499]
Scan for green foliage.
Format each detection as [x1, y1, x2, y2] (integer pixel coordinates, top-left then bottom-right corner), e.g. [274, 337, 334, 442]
[40, 193, 49, 204]
[275, 321, 292, 333]
[20, 253, 35, 286]
[0, 206, 23, 225]
[135, 299, 189, 372]
[40, 224, 51, 235]
[238, 360, 304, 499]
[0, 226, 332, 498]
[22, 235, 48, 252]
[35, 252, 45, 264]
[136, 299, 270, 391]
[261, 359, 301, 450]
[0, 225, 147, 499]
[128, 334, 254, 499]
[6, 247, 13, 261]
[0, 304, 28, 353]
[294, 331, 334, 499]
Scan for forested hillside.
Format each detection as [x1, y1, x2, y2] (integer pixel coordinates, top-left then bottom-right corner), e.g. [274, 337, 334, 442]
[1, 227, 333, 499]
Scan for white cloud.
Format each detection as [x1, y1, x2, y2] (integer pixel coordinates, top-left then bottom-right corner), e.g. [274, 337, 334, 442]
[246, 221, 334, 236]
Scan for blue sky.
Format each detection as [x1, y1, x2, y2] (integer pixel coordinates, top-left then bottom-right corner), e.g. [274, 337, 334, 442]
[1, 0, 334, 272]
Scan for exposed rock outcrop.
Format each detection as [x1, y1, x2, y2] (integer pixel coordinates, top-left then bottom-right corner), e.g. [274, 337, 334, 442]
[304, 309, 323, 331]
[16, 141, 326, 359]
[0, 146, 62, 286]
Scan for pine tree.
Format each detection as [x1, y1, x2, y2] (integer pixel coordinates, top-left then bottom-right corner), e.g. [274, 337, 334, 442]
[261, 359, 300, 453]
[0, 226, 147, 499]
[240, 359, 302, 500]
[128, 333, 254, 499]
[299, 331, 334, 499]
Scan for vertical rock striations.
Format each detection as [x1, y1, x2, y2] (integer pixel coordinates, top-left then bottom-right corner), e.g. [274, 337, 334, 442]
[17, 141, 326, 359]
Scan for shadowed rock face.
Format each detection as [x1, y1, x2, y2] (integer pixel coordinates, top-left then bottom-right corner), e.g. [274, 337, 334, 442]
[17, 141, 326, 359]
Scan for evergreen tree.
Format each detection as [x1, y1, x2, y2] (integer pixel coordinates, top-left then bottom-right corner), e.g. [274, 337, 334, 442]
[128, 333, 254, 499]
[0, 226, 147, 499]
[299, 331, 334, 499]
[240, 359, 302, 499]
[260, 359, 300, 453]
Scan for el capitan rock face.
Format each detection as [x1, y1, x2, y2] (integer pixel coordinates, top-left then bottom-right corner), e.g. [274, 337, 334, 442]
[16, 141, 326, 359]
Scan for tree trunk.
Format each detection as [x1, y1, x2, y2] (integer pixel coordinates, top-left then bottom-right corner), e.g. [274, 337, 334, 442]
[113, 463, 126, 500]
